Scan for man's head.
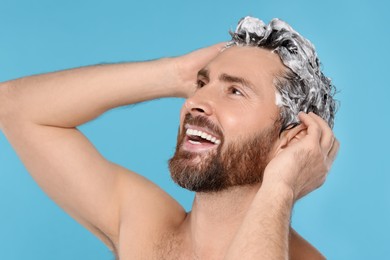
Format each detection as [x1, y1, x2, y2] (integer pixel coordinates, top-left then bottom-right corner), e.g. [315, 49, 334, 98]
[169, 17, 336, 193]
[228, 16, 337, 131]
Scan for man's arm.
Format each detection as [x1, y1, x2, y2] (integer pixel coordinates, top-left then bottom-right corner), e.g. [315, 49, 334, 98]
[225, 112, 339, 259]
[0, 44, 224, 251]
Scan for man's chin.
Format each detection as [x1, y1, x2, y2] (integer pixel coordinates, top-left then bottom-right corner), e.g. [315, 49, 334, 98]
[168, 152, 222, 192]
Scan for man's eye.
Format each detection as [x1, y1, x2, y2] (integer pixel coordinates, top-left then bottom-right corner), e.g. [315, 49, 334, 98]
[197, 80, 206, 88]
[230, 87, 243, 96]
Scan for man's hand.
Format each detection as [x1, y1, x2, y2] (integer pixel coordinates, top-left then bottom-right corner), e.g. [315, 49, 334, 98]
[225, 112, 338, 259]
[263, 112, 340, 201]
[171, 43, 226, 97]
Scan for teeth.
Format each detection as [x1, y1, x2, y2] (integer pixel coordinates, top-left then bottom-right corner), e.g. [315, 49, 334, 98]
[185, 128, 221, 145]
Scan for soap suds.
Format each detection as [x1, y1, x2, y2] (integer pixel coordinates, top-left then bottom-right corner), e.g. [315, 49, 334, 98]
[226, 16, 337, 131]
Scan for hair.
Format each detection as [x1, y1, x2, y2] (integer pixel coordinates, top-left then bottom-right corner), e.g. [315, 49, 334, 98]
[226, 16, 337, 132]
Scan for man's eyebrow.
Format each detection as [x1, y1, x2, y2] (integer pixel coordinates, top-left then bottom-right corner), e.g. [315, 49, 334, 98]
[219, 73, 256, 91]
[197, 68, 209, 80]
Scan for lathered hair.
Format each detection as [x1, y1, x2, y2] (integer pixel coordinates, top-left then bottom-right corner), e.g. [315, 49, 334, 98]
[226, 16, 337, 131]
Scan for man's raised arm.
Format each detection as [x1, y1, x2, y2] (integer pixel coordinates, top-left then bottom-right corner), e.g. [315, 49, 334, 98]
[225, 112, 339, 260]
[0, 44, 224, 251]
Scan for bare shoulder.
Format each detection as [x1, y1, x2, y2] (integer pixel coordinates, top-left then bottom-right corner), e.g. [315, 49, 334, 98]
[114, 164, 186, 225]
[111, 164, 187, 258]
[290, 228, 326, 260]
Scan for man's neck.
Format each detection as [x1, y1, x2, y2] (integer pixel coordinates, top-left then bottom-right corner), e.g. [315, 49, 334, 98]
[182, 184, 261, 258]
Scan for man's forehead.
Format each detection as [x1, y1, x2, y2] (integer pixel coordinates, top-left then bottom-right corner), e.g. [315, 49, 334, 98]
[215, 46, 283, 70]
[199, 46, 285, 87]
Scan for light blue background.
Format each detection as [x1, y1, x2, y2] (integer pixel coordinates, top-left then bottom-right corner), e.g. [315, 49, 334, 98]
[0, 0, 389, 259]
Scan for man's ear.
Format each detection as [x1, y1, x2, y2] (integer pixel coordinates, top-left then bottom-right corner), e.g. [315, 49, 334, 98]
[275, 124, 307, 153]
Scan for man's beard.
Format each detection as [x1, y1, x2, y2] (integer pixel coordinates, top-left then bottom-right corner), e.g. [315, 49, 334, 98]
[168, 114, 280, 193]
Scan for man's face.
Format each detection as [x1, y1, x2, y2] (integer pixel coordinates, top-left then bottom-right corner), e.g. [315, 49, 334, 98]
[169, 46, 285, 192]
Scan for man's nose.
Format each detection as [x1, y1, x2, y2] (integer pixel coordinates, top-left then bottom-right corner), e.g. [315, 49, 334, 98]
[184, 89, 214, 117]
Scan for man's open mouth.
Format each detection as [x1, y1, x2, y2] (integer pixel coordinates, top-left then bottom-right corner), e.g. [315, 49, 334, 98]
[183, 125, 221, 152]
[186, 128, 221, 144]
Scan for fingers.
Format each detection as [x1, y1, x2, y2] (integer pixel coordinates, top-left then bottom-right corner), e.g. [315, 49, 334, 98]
[309, 113, 334, 154]
[328, 138, 340, 161]
[322, 137, 339, 176]
[189, 42, 227, 60]
[298, 112, 321, 142]
[298, 112, 335, 155]
[212, 42, 228, 51]
[175, 42, 228, 97]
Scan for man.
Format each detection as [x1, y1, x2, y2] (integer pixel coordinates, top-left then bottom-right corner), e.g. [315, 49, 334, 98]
[0, 16, 339, 259]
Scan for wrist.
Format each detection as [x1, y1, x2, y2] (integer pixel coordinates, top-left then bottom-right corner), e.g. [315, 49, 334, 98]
[262, 166, 299, 201]
[168, 56, 201, 98]
[151, 57, 186, 98]
[259, 180, 295, 206]
[156, 57, 186, 98]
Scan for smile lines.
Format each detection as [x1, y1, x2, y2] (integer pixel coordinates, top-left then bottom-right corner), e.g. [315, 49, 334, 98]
[186, 128, 221, 145]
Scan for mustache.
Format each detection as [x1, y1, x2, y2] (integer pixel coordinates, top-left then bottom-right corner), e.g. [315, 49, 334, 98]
[183, 114, 223, 139]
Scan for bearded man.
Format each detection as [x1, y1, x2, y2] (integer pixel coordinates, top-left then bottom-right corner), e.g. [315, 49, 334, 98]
[0, 16, 339, 259]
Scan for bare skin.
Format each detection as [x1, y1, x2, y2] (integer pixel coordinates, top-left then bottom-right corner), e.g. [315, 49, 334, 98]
[0, 44, 339, 259]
